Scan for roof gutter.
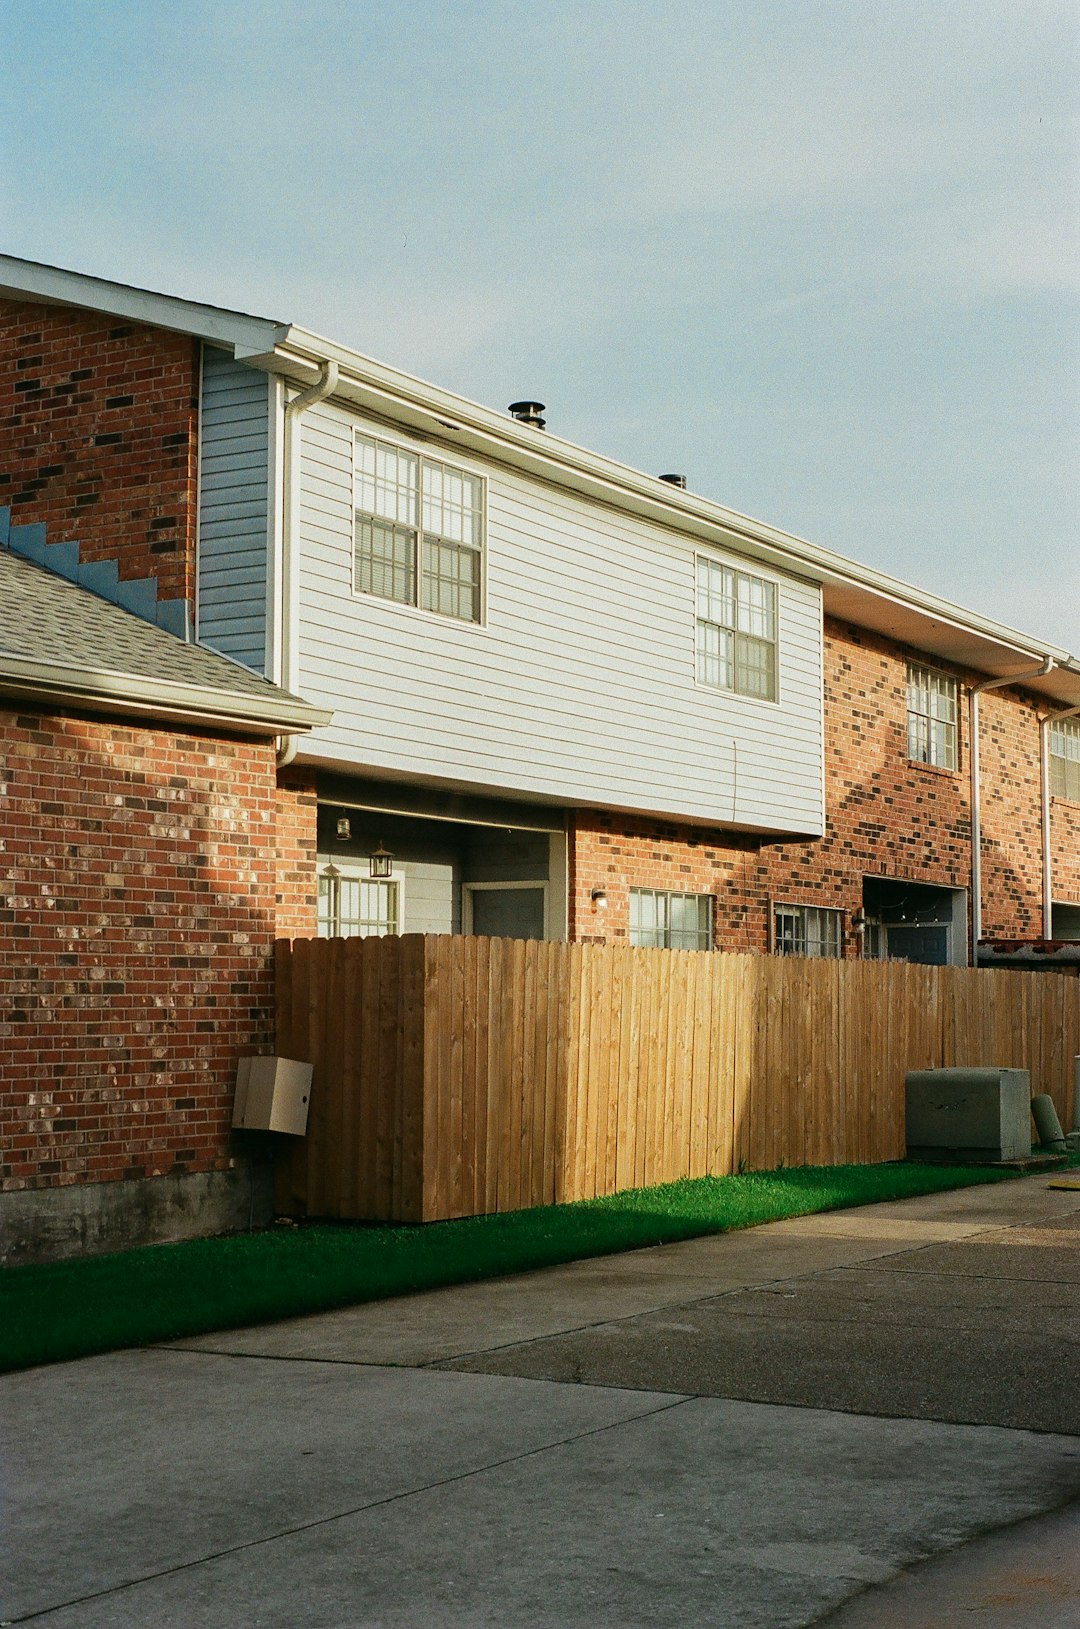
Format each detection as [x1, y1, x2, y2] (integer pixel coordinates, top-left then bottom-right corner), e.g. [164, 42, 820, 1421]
[0, 654, 331, 736]
[276, 359, 339, 769]
[970, 658, 1054, 953]
[1040, 702, 1080, 938]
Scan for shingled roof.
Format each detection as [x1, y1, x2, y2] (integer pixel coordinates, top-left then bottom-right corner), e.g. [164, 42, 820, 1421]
[0, 549, 330, 736]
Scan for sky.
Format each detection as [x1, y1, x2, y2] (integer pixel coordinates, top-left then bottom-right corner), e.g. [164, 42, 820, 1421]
[3, 0, 1078, 650]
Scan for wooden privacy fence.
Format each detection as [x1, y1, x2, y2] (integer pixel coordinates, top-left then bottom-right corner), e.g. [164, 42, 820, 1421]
[273, 935, 1080, 1224]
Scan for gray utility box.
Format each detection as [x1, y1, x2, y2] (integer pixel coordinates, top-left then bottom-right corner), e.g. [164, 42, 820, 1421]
[905, 1067, 1031, 1163]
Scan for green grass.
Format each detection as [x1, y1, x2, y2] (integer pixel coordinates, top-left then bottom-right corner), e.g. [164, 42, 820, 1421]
[0, 1161, 1025, 1375]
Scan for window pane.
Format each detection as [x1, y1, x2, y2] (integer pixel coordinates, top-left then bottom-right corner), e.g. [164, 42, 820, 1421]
[423, 459, 482, 547]
[630, 888, 711, 950]
[336, 877, 399, 938]
[736, 574, 775, 641]
[735, 634, 776, 701]
[697, 557, 777, 699]
[373, 442, 417, 525]
[696, 559, 735, 628]
[355, 516, 416, 604]
[421, 536, 481, 622]
[907, 664, 957, 769]
[696, 620, 733, 689]
[1050, 720, 1080, 801]
[317, 873, 335, 936]
[774, 903, 842, 958]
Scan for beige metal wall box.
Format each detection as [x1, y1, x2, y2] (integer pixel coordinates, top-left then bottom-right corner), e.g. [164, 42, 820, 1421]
[233, 1056, 313, 1137]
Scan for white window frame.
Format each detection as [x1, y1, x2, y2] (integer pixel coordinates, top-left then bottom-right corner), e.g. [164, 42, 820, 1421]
[906, 662, 959, 771]
[1049, 717, 1080, 802]
[695, 553, 780, 704]
[353, 429, 486, 625]
[463, 880, 550, 939]
[317, 863, 405, 939]
[772, 902, 844, 959]
[629, 888, 714, 951]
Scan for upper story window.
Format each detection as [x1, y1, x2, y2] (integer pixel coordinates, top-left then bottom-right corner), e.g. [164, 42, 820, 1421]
[696, 557, 777, 701]
[773, 902, 842, 959]
[906, 662, 958, 770]
[630, 888, 713, 951]
[354, 433, 483, 623]
[1049, 716, 1080, 801]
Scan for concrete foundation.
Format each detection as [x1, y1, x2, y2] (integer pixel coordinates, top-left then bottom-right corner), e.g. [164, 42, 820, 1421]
[0, 1162, 275, 1266]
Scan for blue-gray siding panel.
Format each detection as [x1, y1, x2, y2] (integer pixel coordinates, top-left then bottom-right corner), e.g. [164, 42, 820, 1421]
[197, 345, 271, 673]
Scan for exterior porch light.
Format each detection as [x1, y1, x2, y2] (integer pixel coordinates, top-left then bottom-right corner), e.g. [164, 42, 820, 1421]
[590, 888, 608, 910]
[369, 841, 394, 880]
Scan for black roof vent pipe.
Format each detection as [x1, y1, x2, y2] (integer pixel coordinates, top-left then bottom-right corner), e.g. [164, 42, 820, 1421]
[659, 473, 687, 489]
[509, 400, 546, 430]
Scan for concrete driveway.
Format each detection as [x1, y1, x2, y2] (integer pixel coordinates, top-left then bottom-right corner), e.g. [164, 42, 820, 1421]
[2, 1174, 1078, 1627]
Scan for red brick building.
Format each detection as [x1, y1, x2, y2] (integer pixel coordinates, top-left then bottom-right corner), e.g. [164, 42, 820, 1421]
[0, 546, 326, 1261]
[2, 255, 1078, 1255]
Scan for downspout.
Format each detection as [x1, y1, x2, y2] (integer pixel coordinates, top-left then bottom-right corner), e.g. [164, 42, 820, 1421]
[276, 360, 339, 768]
[969, 657, 1054, 958]
[1041, 702, 1080, 938]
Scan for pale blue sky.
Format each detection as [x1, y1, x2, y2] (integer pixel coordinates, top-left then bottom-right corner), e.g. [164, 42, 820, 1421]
[3, 0, 1077, 649]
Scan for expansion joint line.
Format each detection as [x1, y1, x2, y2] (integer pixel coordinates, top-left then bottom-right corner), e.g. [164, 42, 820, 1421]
[4, 1393, 690, 1624]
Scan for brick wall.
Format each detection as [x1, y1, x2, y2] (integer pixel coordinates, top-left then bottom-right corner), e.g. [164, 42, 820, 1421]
[761, 619, 974, 939]
[567, 810, 762, 948]
[275, 771, 319, 938]
[0, 299, 198, 604]
[568, 619, 1077, 953]
[0, 705, 278, 1192]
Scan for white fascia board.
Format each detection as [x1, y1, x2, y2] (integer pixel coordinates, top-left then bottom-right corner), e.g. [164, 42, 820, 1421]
[0, 254, 288, 354]
[0, 652, 332, 735]
[258, 329, 1079, 694]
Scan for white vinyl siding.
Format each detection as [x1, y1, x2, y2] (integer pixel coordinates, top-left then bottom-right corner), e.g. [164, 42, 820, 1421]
[630, 889, 713, 951]
[774, 903, 843, 958]
[907, 663, 958, 771]
[293, 400, 824, 837]
[197, 346, 271, 671]
[1049, 718, 1080, 801]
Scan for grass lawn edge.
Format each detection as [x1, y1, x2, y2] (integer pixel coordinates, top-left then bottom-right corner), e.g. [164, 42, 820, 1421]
[0, 1159, 1049, 1376]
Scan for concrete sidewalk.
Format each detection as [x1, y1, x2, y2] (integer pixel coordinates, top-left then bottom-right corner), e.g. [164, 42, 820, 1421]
[2, 1173, 1078, 1626]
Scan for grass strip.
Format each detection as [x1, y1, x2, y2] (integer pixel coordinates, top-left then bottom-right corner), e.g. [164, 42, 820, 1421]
[0, 1160, 1021, 1374]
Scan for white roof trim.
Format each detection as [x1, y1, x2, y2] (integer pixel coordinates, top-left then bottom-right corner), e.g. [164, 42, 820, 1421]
[0, 254, 287, 353]
[0, 651, 331, 735]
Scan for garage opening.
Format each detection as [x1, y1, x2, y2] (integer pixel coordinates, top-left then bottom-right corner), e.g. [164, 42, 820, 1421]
[862, 877, 968, 966]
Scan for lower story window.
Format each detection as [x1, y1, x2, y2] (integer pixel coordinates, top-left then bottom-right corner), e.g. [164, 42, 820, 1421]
[318, 866, 400, 937]
[630, 888, 713, 951]
[773, 903, 842, 958]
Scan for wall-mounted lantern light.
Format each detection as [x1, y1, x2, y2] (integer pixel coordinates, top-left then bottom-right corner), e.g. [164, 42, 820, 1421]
[369, 841, 394, 880]
[590, 888, 608, 911]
